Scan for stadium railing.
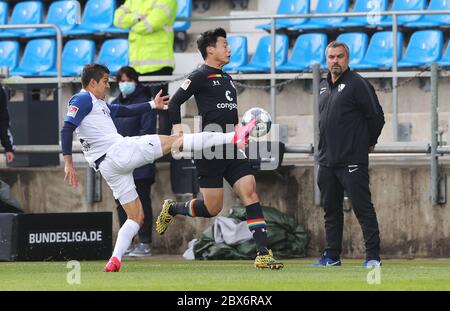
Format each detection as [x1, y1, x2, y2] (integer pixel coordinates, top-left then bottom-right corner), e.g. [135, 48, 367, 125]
[1, 11, 450, 203]
[1, 9, 449, 135]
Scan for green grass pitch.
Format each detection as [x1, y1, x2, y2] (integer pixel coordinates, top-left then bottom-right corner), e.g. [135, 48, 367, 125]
[1, 258, 450, 290]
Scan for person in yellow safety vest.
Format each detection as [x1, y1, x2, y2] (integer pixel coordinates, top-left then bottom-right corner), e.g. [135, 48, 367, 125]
[114, 0, 177, 135]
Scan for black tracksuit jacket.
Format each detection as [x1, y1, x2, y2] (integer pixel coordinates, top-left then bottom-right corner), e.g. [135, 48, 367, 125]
[318, 68, 385, 167]
[0, 86, 14, 152]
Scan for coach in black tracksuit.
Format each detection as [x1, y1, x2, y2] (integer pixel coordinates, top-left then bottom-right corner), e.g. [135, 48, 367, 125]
[317, 41, 385, 264]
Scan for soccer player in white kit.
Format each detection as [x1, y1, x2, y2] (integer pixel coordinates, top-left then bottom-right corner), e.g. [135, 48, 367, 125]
[61, 64, 256, 272]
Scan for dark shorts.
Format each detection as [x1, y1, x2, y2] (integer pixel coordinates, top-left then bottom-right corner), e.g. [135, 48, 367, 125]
[194, 158, 254, 188]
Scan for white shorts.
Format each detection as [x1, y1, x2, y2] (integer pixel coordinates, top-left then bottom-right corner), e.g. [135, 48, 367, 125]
[98, 135, 163, 205]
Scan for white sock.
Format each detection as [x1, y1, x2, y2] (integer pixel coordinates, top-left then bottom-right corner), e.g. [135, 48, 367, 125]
[182, 132, 234, 152]
[111, 219, 140, 261]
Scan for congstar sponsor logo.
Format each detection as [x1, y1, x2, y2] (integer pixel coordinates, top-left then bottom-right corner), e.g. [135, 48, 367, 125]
[216, 103, 237, 110]
[216, 91, 236, 110]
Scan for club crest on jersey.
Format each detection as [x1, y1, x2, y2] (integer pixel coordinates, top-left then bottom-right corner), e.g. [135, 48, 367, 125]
[67, 105, 79, 118]
[213, 80, 220, 86]
[225, 90, 233, 102]
[338, 84, 346, 92]
[180, 79, 191, 91]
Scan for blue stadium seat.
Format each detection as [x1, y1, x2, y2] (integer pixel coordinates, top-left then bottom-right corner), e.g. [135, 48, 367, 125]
[405, 0, 450, 27]
[277, 33, 327, 71]
[66, 0, 127, 35]
[97, 39, 129, 75]
[336, 32, 369, 66]
[0, 1, 8, 37]
[398, 30, 443, 67]
[256, 0, 310, 30]
[377, 0, 426, 26]
[339, 0, 388, 27]
[222, 36, 248, 72]
[0, 1, 43, 37]
[0, 41, 19, 72]
[0, 2, 8, 26]
[437, 41, 450, 67]
[10, 39, 56, 76]
[352, 31, 403, 69]
[290, 0, 349, 30]
[41, 39, 95, 76]
[27, 1, 80, 37]
[237, 35, 289, 72]
[174, 0, 192, 32]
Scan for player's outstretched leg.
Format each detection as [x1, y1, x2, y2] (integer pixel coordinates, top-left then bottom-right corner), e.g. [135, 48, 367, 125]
[156, 199, 175, 235]
[254, 248, 284, 270]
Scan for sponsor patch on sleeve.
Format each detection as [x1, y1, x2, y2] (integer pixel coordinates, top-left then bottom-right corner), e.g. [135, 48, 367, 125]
[180, 79, 191, 91]
[66, 105, 79, 118]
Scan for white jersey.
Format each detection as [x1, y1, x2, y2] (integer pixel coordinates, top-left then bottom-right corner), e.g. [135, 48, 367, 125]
[64, 90, 123, 167]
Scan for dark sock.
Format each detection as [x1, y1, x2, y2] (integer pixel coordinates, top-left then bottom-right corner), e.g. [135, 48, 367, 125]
[169, 199, 212, 218]
[246, 202, 268, 253]
[168, 202, 186, 216]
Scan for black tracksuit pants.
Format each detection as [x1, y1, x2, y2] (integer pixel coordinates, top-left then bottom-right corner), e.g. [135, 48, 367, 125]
[317, 165, 381, 261]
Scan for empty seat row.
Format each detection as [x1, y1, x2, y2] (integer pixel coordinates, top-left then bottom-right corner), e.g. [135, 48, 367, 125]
[1, 31, 448, 77]
[0, 0, 192, 38]
[0, 38, 128, 76]
[223, 30, 450, 73]
[257, 0, 450, 31]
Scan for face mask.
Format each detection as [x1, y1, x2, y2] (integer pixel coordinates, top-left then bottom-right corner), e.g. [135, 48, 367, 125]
[119, 81, 136, 96]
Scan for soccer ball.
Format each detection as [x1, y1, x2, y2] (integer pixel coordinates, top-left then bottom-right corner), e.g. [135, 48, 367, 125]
[242, 107, 272, 137]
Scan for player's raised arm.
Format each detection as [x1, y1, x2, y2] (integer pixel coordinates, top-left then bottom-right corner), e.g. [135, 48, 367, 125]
[109, 89, 169, 117]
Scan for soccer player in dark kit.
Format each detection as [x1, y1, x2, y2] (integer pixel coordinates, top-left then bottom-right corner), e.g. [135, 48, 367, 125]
[157, 28, 283, 270]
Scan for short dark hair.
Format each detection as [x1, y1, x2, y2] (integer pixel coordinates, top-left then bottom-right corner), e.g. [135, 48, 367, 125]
[326, 41, 350, 57]
[116, 66, 139, 84]
[81, 64, 110, 88]
[197, 27, 227, 60]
